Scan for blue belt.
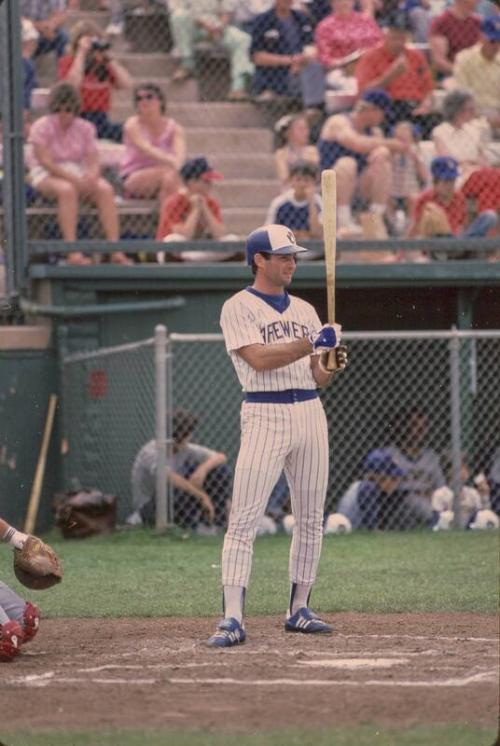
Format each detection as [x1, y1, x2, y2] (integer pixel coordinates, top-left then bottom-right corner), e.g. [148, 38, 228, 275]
[245, 389, 318, 404]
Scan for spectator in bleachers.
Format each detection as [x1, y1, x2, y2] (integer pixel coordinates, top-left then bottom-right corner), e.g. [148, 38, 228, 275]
[266, 161, 323, 246]
[318, 89, 408, 234]
[21, 19, 40, 127]
[429, 0, 481, 78]
[389, 120, 428, 237]
[120, 84, 186, 207]
[355, 11, 438, 138]
[274, 113, 319, 185]
[58, 20, 132, 142]
[157, 156, 238, 262]
[20, 0, 69, 61]
[453, 16, 500, 131]
[168, 0, 254, 101]
[315, 0, 383, 70]
[250, 0, 325, 110]
[432, 90, 500, 215]
[408, 156, 498, 251]
[28, 83, 131, 266]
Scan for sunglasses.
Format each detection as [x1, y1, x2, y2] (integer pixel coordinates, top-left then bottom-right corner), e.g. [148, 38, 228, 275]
[54, 106, 76, 113]
[135, 92, 156, 102]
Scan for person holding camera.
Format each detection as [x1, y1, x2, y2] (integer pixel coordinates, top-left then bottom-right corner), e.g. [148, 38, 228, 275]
[58, 20, 132, 142]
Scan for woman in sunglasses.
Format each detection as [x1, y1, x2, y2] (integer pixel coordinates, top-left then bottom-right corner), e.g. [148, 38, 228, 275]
[120, 83, 186, 207]
[28, 82, 130, 266]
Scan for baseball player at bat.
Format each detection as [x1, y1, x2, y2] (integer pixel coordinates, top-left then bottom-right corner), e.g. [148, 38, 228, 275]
[0, 517, 41, 662]
[207, 224, 347, 648]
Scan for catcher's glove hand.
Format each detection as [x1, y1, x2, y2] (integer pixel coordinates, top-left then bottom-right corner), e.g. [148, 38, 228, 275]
[320, 345, 348, 372]
[13, 536, 63, 590]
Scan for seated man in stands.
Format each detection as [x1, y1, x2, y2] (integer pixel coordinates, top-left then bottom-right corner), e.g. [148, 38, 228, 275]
[266, 161, 323, 247]
[156, 157, 237, 262]
[318, 89, 407, 234]
[127, 408, 231, 532]
[168, 0, 254, 101]
[58, 20, 132, 142]
[27, 83, 131, 266]
[250, 0, 325, 111]
[20, 0, 69, 61]
[429, 0, 481, 79]
[453, 16, 500, 131]
[408, 156, 498, 257]
[355, 11, 438, 138]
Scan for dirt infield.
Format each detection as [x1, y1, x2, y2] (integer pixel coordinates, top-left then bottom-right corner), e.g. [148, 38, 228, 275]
[1, 613, 498, 733]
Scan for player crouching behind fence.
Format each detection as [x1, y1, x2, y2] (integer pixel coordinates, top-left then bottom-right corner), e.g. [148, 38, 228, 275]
[127, 408, 231, 533]
[207, 224, 348, 648]
[27, 82, 131, 267]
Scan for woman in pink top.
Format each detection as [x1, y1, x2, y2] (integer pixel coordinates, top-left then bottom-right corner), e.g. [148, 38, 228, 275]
[315, 0, 383, 69]
[29, 83, 130, 266]
[120, 83, 186, 205]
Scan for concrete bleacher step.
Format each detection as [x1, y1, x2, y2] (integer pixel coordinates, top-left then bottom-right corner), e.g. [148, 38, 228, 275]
[186, 128, 273, 155]
[212, 154, 277, 180]
[222, 208, 267, 235]
[166, 103, 269, 129]
[216, 180, 280, 209]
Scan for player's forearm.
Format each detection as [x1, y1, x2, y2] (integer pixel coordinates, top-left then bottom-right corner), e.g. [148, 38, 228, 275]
[239, 338, 313, 372]
[0, 518, 28, 548]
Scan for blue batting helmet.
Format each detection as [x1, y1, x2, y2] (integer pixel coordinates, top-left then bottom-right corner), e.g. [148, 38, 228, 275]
[245, 224, 308, 266]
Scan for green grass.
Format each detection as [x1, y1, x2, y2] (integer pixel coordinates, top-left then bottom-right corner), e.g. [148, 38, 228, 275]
[1, 725, 497, 746]
[2, 529, 497, 618]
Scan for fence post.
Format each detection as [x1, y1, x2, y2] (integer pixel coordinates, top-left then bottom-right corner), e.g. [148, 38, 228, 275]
[449, 327, 462, 529]
[155, 325, 168, 530]
[165, 330, 174, 526]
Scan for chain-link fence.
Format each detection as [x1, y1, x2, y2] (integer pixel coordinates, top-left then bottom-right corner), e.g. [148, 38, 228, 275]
[1, 1, 499, 273]
[61, 328, 500, 532]
[62, 335, 156, 519]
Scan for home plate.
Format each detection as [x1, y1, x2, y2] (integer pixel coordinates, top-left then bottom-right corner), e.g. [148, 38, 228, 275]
[298, 658, 409, 669]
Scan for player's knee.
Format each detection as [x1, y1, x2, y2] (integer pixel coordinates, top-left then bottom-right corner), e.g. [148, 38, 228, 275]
[334, 157, 357, 178]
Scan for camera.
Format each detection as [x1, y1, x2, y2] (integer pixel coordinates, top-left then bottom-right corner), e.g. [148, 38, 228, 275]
[90, 37, 111, 52]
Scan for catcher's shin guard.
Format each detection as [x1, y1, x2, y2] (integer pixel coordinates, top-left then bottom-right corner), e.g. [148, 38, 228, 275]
[0, 620, 24, 662]
[23, 602, 41, 643]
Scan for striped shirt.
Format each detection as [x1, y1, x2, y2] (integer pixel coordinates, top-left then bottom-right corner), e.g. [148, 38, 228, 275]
[220, 288, 321, 392]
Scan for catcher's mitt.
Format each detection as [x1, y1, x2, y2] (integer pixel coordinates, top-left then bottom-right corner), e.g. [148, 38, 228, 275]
[13, 536, 63, 590]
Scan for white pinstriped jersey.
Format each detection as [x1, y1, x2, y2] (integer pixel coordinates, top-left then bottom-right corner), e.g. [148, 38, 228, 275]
[220, 288, 322, 392]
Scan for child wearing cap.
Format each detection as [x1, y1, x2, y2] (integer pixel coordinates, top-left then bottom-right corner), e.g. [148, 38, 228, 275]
[408, 156, 498, 254]
[156, 157, 239, 262]
[265, 161, 323, 255]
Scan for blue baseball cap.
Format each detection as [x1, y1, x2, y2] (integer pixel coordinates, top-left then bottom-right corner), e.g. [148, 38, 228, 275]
[246, 224, 308, 266]
[431, 156, 459, 181]
[361, 89, 393, 116]
[180, 156, 223, 182]
[363, 449, 406, 478]
[481, 15, 500, 42]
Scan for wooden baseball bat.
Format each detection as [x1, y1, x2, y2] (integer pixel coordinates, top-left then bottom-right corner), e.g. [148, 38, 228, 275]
[321, 169, 338, 371]
[24, 394, 58, 534]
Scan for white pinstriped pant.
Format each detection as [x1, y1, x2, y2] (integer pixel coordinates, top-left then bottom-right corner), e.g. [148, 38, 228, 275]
[222, 397, 329, 588]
